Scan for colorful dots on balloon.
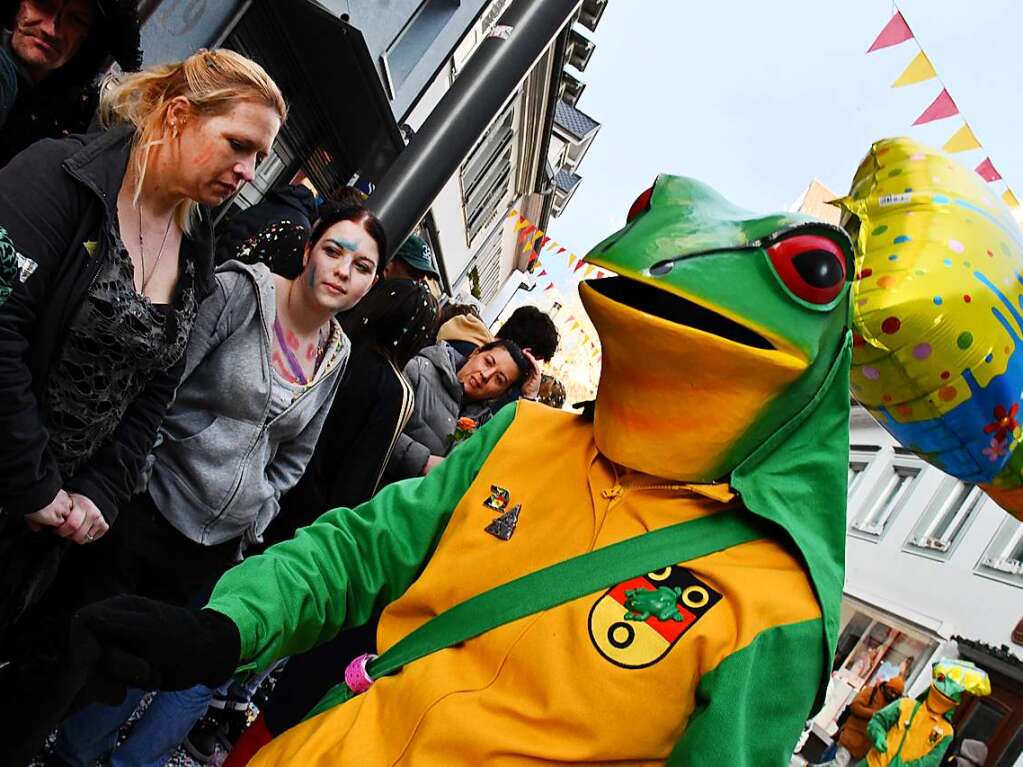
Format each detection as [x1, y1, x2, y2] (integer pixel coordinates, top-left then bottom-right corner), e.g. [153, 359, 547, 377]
[939, 386, 957, 402]
[933, 296, 943, 305]
[913, 343, 932, 360]
[863, 366, 880, 381]
[878, 275, 897, 289]
[881, 317, 901, 334]
[957, 332, 973, 350]
[948, 240, 965, 253]
[872, 225, 888, 236]
[894, 235, 911, 244]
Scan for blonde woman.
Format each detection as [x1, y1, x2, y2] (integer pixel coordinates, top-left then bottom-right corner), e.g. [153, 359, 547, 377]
[0, 49, 286, 639]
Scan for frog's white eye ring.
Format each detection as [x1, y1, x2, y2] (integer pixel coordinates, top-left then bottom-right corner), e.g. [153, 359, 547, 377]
[767, 234, 847, 308]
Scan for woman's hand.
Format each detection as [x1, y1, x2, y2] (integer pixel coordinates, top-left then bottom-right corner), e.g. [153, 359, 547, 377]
[24, 489, 73, 531]
[54, 493, 109, 544]
[520, 349, 542, 400]
[422, 455, 445, 475]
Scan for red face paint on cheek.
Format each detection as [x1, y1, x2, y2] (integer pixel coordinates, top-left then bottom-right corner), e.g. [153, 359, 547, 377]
[305, 344, 316, 361]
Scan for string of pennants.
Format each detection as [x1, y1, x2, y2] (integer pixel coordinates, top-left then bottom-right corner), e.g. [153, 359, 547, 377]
[506, 209, 614, 290]
[867, 6, 1019, 210]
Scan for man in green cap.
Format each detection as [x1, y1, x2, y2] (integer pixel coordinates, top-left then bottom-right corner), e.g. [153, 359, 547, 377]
[385, 234, 441, 284]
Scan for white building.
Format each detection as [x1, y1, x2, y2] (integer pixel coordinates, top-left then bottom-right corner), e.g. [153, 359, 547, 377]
[801, 404, 1023, 766]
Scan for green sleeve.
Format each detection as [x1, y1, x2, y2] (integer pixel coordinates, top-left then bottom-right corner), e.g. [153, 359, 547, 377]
[666, 618, 825, 766]
[206, 403, 518, 672]
[866, 699, 903, 752]
[904, 735, 952, 767]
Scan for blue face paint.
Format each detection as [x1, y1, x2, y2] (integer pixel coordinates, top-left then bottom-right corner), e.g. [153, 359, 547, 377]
[327, 238, 361, 252]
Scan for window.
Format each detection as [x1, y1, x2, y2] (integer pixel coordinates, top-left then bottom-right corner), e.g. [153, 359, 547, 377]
[381, 0, 461, 96]
[904, 481, 984, 559]
[460, 101, 515, 246]
[850, 462, 920, 538]
[975, 517, 1023, 588]
[848, 461, 868, 496]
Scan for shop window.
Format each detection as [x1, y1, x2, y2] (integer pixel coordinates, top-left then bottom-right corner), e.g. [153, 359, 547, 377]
[975, 517, 1023, 588]
[850, 461, 920, 539]
[382, 0, 461, 96]
[904, 480, 984, 560]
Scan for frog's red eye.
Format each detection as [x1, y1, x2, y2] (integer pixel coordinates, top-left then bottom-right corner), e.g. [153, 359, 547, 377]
[627, 186, 654, 223]
[767, 234, 847, 306]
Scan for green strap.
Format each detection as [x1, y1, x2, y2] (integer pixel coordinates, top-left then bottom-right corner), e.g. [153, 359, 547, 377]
[368, 509, 768, 679]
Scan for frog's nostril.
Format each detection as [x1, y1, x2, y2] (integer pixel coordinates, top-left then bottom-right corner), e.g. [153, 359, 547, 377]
[649, 260, 674, 276]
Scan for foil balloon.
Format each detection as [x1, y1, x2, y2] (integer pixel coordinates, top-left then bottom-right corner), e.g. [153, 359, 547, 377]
[840, 137, 1023, 521]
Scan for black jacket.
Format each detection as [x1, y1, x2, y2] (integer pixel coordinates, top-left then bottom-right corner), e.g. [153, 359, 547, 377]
[0, 126, 215, 519]
[261, 341, 414, 547]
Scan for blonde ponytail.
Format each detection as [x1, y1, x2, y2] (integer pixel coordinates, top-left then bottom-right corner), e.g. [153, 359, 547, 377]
[99, 49, 287, 231]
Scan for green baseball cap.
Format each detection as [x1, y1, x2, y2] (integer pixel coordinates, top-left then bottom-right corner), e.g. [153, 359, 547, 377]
[395, 235, 440, 280]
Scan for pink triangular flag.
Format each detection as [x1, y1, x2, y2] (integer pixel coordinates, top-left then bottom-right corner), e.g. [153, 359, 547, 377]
[867, 12, 913, 53]
[975, 157, 1002, 182]
[573, 259, 586, 273]
[912, 89, 958, 125]
[557, 247, 567, 255]
[545, 282, 555, 291]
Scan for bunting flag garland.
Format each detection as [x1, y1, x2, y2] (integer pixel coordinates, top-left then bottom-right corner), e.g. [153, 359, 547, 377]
[867, 11, 913, 52]
[573, 258, 586, 273]
[942, 123, 981, 153]
[892, 51, 936, 87]
[976, 158, 1002, 182]
[545, 281, 555, 291]
[504, 210, 618, 289]
[912, 89, 958, 125]
[517, 224, 537, 243]
[568, 254, 577, 268]
[866, 7, 1020, 212]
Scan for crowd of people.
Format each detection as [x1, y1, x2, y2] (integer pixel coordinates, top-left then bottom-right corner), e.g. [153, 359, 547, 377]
[0, 6, 564, 764]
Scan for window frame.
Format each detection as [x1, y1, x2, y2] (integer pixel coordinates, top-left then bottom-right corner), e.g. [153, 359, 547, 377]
[974, 516, 1023, 589]
[902, 479, 985, 562]
[848, 452, 922, 541]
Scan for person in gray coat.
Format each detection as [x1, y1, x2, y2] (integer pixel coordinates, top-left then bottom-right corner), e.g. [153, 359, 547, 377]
[388, 338, 532, 480]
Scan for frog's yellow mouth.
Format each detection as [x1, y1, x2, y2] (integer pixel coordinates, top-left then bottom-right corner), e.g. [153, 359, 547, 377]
[587, 276, 775, 351]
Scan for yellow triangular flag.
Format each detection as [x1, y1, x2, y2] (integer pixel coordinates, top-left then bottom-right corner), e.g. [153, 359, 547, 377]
[568, 254, 577, 268]
[943, 123, 981, 153]
[1003, 189, 1020, 209]
[892, 51, 937, 87]
[507, 209, 519, 219]
[583, 264, 595, 277]
[514, 219, 530, 231]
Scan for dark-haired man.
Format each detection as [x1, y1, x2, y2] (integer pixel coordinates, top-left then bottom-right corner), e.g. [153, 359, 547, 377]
[0, 0, 142, 166]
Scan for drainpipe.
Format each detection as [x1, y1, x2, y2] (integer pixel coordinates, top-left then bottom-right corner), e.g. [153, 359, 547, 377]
[367, 0, 582, 257]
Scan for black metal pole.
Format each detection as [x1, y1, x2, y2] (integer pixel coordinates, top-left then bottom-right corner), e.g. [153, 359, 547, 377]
[367, 0, 581, 258]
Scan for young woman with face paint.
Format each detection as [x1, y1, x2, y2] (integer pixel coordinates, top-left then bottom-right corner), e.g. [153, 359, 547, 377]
[0, 204, 387, 765]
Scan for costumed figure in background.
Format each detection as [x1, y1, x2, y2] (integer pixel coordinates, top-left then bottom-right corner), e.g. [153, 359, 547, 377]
[824, 675, 905, 767]
[863, 659, 990, 767]
[42, 175, 855, 765]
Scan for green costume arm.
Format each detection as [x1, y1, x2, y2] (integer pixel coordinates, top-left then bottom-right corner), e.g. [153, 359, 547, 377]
[665, 618, 824, 766]
[866, 699, 903, 753]
[903, 736, 952, 767]
[206, 404, 517, 673]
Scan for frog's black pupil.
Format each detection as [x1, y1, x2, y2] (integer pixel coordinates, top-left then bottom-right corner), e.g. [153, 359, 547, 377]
[649, 260, 674, 276]
[792, 250, 842, 288]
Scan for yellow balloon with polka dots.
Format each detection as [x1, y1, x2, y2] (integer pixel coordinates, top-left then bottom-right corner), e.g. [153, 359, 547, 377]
[840, 137, 1023, 521]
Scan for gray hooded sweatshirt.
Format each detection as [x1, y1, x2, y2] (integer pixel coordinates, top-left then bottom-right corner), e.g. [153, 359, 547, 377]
[146, 260, 348, 545]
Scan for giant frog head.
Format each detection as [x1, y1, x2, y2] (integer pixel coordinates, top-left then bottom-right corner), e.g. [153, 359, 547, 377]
[925, 659, 990, 718]
[579, 174, 855, 482]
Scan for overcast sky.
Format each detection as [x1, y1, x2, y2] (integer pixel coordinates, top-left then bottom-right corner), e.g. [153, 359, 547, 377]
[545, 0, 1022, 278]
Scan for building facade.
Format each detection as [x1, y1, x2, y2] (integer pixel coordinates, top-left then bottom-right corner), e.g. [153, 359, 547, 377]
[800, 405, 1023, 766]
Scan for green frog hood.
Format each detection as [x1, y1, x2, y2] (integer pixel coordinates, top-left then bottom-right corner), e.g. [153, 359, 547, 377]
[578, 174, 854, 701]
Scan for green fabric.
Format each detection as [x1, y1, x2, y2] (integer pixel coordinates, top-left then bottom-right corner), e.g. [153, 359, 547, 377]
[206, 403, 518, 673]
[304, 507, 769, 720]
[730, 334, 852, 710]
[665, 618, 825, 766]
[867, 699, 903, 755]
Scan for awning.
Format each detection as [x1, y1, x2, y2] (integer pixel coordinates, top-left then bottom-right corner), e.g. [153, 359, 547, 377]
[954, 635, 1023, 685]
[223, 0, 404, 195]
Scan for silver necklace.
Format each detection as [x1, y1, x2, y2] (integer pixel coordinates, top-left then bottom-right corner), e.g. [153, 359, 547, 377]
[137, 204, 174, 293]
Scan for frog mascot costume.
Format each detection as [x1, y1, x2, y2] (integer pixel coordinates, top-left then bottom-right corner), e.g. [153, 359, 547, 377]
[863, 659, 991, 767]
[46, 175, 855, 766]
